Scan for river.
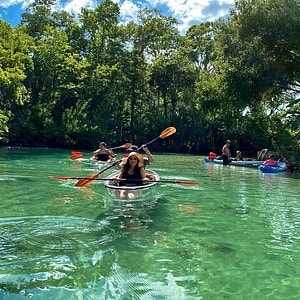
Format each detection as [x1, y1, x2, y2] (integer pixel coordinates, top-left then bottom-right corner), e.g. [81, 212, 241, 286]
[0, 147, 299, 299]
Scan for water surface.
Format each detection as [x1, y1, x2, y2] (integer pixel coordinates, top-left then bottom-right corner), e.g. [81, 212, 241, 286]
[0, 147, 299, 299]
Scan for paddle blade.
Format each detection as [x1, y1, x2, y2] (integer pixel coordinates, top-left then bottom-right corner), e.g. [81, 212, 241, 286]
[121, 142, 132, 149]
[159, 127, 176, 139]
[70, 152, 84, 160]
[70, 155, 84, 160]
[74, 160, 120, 187]
[71, 151, 84, 155]
[75, 174, 99, 187]
[172, 180, 203, 186]
[110, 142, 132, 150]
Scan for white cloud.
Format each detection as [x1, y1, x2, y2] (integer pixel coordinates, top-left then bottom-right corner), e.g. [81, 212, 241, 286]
[118, 0, 140, 23]
[144, 0, 235, 33]
[0, 0, 235, 34]
[63, 0, 96, 15]
[0, 0, 31, 9]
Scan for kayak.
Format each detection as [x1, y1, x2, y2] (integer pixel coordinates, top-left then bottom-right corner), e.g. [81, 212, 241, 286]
[103, 170, 160, 201]
[91, 158, 116, 170]
[204, 157, 265, 168]
[258, 162, 287, 173]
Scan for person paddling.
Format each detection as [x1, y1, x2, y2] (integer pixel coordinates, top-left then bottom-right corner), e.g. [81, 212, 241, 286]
[116, 152, 146, 199]
[91, 142, 115, 162]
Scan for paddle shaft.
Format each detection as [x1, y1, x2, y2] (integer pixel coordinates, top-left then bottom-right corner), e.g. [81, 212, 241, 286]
[136, 127, 176, 151]
[73, 177, 202, 185]
[71, 143, 132, 159]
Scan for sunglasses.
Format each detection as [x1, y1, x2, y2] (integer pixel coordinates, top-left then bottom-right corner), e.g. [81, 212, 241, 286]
[129, 157, 138, 161]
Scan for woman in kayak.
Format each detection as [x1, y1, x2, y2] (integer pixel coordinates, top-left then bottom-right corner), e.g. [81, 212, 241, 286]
[117, 152, 146, 199]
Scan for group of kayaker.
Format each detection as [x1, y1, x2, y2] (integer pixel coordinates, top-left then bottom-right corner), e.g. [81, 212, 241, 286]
[90, 141, 155, 189]
[216, 140, 283, 167]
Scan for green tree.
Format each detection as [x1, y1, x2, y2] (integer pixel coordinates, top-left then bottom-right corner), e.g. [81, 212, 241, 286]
[0, 20, 33, 142]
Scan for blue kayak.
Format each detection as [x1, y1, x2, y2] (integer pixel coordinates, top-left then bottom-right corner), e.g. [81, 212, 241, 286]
[258, 162, 287, 173]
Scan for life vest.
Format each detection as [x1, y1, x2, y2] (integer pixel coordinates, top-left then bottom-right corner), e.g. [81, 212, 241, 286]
[263, 159, 278, 167]
[95, 153, 110, 161]
[120, 168, 142, 186]
[208, 152, 217, 160]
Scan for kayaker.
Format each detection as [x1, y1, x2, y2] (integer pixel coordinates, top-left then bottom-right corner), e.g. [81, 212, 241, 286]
[117, 152, 146, 199]
[222, 140, 231, 165]
[116, 144, 154, 169]
[236, 150, 243, 161]
[91, 142, 115, 161]
[118, 151, 146, 183]
[262, 154, 279, 167]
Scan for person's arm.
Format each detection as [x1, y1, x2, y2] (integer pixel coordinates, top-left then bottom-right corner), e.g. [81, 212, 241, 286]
[140, 167, 146, 179]
[142, 145, 154, 163]
[106, 149, 115, 159]
[115, 161, 122, 169]
[93, 148, 100, 155]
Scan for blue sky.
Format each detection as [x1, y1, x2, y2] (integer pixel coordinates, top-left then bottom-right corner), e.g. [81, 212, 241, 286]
[0, 0, 234, 34]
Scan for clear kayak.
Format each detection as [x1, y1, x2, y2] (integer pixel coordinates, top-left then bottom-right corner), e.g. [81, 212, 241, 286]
[103, 170, 160, 201]
[91, 158, 116, 170]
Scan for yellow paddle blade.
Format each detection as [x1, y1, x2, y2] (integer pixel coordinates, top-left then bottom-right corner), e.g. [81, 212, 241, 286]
[159, 127, 176, 139]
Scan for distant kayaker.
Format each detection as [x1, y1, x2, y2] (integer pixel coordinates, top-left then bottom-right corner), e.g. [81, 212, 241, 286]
[235, 150, 243, 161]
[222, 140, 231, 165]
[262, 154, 279, 167]
[91, 142, 115, 161]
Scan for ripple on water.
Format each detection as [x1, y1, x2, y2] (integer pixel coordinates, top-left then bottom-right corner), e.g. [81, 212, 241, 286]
[0, 215, 113, 255]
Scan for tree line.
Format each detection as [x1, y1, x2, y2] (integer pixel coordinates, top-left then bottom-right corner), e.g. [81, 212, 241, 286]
[0, 0, 299, 162]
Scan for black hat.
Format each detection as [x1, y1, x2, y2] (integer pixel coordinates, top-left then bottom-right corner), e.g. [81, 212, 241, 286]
[126, 145, 139, 151]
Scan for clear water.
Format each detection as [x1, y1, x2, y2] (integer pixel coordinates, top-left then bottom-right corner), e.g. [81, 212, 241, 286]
[0, 147, 299, 299]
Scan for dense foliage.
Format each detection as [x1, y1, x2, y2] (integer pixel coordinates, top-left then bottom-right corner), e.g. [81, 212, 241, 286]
[0, 0, 299, 160]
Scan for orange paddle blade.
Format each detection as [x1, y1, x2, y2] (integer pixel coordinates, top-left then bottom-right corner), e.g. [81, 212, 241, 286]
[75, 174, 99, 187]
[70, 153, 84, 160]
[122, 142, 132, 148]
[72, 151, 84, 155]
[159, 127, 176, 139]
[110, 142, 132, 150]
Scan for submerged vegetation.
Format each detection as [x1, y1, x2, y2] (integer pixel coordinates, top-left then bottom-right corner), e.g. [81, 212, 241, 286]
[0, 0, 299, 163]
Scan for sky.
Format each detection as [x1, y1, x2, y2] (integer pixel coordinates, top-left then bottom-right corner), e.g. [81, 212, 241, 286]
[0, 0, 235, 34]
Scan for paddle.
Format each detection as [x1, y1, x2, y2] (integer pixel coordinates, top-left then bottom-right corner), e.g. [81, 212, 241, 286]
[74, 160, 121, 187]
[49, 161, 120, 182]
[50, 176, 203, 186]
[136, 126, 176, 150]
[103, 178, 203, 186]
[69, 143, 132, 160]
[74, 126, 176, 187]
